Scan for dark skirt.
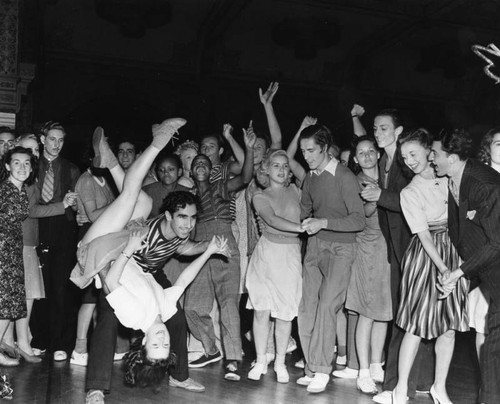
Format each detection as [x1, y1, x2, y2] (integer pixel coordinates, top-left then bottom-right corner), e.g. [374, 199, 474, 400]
[396, 223, 469, 339]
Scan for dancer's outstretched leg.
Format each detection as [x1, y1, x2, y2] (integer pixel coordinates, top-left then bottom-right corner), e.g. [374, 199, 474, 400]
[82, 118, 186, 246]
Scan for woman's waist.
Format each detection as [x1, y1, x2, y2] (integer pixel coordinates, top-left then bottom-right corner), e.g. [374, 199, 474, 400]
[262, 230, 300, 244]
[428, 220, 448, 233]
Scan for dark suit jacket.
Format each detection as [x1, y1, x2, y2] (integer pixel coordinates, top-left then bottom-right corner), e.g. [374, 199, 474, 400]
[448, 159, 500, 281]
[377, 152, 413, 264]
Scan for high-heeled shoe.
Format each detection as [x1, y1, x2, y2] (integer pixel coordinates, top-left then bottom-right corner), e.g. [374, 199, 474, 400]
[15, 346, 42, 363]
[391, 389, 409, 404]
[0, 351, 19, 367]
[429, 385, 453, 404]
[0, 342, 20, 360]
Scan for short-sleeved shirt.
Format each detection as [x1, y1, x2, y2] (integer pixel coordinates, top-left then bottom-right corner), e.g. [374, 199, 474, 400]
[75, 171, 115, 221]
[106, 258, 184, 332]
[133, 215, 185, 273]
[400, 175, 448, 234]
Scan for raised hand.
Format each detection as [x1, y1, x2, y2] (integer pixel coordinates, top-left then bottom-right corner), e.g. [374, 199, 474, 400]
[222, 123, 233, 140]
[300, 116, 317, 131]
[351, 104, 365, 117]
[243, 121, 257, 150]
[259, 82, 279, 106]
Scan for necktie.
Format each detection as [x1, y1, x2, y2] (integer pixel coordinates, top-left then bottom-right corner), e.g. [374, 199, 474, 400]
[41, 162, 54, 203]
[449, 178, 459, 205]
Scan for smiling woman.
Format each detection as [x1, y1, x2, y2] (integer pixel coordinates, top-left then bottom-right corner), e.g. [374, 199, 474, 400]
[0, 147, 36, 369]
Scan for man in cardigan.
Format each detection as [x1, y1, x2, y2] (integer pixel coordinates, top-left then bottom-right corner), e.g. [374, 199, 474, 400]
[30, 121, 80, 361]
[432, 129, 500, 404]
[296, 124, 365, 393]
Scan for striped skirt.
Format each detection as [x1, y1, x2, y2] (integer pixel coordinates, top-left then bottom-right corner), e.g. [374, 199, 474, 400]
[396, 223, 469, 339]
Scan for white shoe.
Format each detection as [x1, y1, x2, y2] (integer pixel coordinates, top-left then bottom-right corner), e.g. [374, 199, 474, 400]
[335, 354, 347, 366]
[113, 352, 126, 361]
[370, 363, 385, 383]
[372, 390, 392, 404]
[306, 372, 329, 393]
[32, 348, 45, 356]
[70, 350, 88, 366]
[357, 376, 378, 394]
[296, 375, 314, 386]
[294, 358, 305, 369]
[274, 364, 289, 383]
[248, 362, 267, 380]
[332, 366, 358, 378]
[53, 350, 67, 361]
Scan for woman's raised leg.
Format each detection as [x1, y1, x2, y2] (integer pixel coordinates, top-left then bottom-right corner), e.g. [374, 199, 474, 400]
[82, 119, 185, 245]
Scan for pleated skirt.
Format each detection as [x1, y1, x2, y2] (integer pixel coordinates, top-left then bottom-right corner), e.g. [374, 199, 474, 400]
[396, 223, 469, 339]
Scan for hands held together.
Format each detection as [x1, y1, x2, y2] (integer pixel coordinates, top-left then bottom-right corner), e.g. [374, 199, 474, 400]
[436, 269, 464, 299]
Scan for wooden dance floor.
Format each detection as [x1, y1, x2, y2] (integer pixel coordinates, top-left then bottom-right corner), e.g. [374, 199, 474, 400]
[3, 332, 480, 403]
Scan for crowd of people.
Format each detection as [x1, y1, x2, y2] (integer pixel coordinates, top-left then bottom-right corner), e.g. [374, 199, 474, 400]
[0, 82, 499, 404]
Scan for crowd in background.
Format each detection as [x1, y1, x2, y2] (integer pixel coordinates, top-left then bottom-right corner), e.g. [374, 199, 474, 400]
[0, 82, 499, 404]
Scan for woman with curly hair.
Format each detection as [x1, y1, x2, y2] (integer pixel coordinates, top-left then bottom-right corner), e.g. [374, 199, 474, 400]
[245, 150, 303, 383]
[0, 147, 37, 367]
[174, 139, 199, 189]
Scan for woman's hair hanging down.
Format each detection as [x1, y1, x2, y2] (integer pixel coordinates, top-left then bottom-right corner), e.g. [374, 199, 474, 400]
[123, 335, 177, 393]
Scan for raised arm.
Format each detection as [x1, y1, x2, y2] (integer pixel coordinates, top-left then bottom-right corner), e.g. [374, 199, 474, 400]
[351, 104, 367, 137]
[286, 116, 317, 184]
[227, 126, 255, 193]
[222, 123, 245, 175]
[259, 82, 282, 149]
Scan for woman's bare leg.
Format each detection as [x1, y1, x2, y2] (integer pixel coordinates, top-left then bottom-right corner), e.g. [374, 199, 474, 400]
[433, 330, 455, 402]
[15, 299, 35, 354]
[82, 119, 185, 245]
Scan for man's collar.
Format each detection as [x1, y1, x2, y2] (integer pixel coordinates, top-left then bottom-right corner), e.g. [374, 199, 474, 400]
[311, 158, 338, 176]
[43, 155, 59, 164]
[450, 160, 467, 188]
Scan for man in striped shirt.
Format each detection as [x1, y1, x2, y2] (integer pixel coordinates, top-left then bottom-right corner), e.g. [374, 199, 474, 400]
[86, 191, 215, 398]
[184, 130, 255, 381]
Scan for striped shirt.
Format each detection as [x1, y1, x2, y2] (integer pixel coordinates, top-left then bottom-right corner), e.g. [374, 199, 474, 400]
[133, 215, 184, 274]
[197, 179, 232, 223]
[210, 159, 237, 220]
